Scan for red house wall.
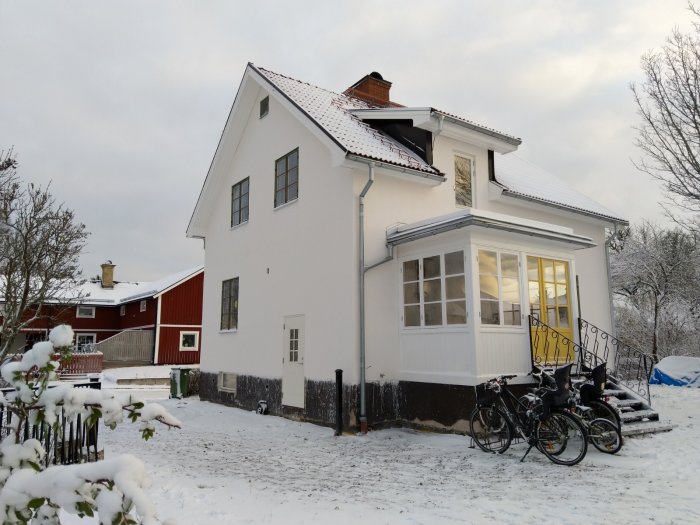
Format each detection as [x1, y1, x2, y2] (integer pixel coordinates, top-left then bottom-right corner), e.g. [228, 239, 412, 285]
[119, 298, 157, 329]
[155, 272, 203, 365]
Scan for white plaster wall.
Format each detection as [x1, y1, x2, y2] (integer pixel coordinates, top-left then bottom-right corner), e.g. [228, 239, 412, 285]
[200, 87, 359, 383]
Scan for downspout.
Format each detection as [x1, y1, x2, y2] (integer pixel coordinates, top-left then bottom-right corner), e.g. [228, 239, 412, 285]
[604, 223, 619, 338]
[358, 162, 375, 434]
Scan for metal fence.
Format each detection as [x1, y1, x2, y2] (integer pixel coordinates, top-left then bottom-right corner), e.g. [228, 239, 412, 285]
[1, 379, 102, 466]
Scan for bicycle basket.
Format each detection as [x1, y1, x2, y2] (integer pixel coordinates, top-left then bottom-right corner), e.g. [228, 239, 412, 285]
[475, 383, 496, 406]
[591, 362, 607, 394]
[551, 363, 573, 407]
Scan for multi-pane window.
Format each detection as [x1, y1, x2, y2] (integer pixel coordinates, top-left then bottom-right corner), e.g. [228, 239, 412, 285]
[220, 277, 239, 330]
[289, 328, 299, 362]
[478, 250, 521, 326]
[455, 156, 473, 207]
[528, 257, 570, 328]
[402, 251, 467, 327]
[231, 178, 250, 227]
[274, 149, 299, 208]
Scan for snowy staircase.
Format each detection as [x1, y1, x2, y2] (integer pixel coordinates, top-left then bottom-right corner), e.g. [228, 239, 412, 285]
[603, 378, 673, 437]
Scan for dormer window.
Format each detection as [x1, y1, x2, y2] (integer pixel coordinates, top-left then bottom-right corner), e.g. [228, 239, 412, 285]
[260, 96, 269, 119]
[455, 155, 473, 207]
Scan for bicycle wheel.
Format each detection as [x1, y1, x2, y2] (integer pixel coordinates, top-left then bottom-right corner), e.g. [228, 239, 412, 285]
[469, 406, 512, 454]
[536, 411, 588, 466]
[588, 418, 623, 454]
[587, 399, 621, 429]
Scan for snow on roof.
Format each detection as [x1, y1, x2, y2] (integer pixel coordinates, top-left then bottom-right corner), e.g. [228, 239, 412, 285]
[495, 153, 627, 223]
[254, 65, 441, 176]
[78, 266, 203, 305]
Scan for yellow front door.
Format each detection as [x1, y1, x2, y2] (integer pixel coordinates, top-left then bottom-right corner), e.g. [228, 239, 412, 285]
[527, 257, 575, 366]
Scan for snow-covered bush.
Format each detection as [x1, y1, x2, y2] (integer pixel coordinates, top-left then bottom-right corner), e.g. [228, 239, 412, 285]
[0, 325, 181, 524]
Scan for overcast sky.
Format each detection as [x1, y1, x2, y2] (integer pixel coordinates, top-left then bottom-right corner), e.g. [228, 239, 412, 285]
[0, 1, 695, 281]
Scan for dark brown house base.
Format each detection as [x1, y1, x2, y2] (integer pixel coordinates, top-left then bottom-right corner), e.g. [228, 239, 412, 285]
[199, 372, 533, 434]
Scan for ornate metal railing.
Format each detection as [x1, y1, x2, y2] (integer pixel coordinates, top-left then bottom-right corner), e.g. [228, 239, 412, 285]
[529, 315, 584, 369]
[1, 380, 102, 466]
[578, 319, 654, 405]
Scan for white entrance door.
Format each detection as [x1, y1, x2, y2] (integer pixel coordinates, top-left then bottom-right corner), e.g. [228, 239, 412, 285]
[282, 315, 305, 408]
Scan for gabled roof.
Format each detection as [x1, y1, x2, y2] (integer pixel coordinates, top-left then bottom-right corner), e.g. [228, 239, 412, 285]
[253, 65, 441, 176]
[77, 266, 204, 306]
[493, 154, 627, 224]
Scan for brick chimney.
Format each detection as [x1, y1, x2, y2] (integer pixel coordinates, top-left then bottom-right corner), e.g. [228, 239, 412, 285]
[100, 260, 115, 289]
[344, 72, 393, 107]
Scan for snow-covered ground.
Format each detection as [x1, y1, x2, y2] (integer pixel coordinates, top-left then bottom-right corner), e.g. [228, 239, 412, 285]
[64, 381, 700, 525]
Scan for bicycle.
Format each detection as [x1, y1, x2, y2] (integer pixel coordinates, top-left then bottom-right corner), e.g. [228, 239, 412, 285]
[469, 374, 588, 466]
[530, 363, 622, 454]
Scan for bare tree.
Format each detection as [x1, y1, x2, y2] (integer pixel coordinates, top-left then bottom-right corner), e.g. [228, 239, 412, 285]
[610, 223, 700, 361]
[0, 150, 89, 359]
[632, 4, 700, 214]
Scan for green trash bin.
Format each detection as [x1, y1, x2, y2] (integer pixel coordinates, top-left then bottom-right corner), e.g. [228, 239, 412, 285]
[170, 368, 191, 399]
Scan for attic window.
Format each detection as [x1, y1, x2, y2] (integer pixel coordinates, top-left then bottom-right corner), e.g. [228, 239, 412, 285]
[260, 96, 269, 119]
[140, 300, 147, 312]
[76, 306, 95, 319]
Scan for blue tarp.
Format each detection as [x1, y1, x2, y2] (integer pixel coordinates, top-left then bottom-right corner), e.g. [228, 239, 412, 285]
[649, 356, 700, 387]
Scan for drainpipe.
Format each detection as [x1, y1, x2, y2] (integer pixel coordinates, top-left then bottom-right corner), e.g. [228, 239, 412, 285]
[604, 223, 619, 338]
[358, 162, 375, 434]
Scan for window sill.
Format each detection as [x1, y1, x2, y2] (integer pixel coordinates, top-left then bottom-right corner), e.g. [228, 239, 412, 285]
[179, 348, 199, 352]
[273, 198, 298, 211]
[479, 325, 526, 334]
[219, 329, 238, 334]
[230, 220, 249, 231]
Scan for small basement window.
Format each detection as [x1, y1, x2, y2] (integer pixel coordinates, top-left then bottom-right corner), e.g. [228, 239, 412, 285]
[76, 306, 95, 318]
[260, 96, 269, 118]
[179, 331, 199, 352]
[218, 372, 237, 392]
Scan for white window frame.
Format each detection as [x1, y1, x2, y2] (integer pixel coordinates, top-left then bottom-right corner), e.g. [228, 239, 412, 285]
[454, 153, 475, 208]
[139, 300, 147, 313]
[477, 248, 523, 328]
[400, 249, 468, 329]
[179, 331, 199, 352]
[76, 306, 95, 319]
[218, 372, 237, 392]
[75, 332, 96, 351]
[120, 304, 126, 316]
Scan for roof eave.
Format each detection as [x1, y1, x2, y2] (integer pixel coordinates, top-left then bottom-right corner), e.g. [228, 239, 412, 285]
[500, 189, 629, 226]
[387, 214, 596, 249]
[345, 154, 445, 184]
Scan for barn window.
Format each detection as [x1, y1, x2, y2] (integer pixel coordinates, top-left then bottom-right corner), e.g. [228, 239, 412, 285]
[76, 306, 95, 318]
[231, 178, 249, 227]
[221, 277, 239, 331]
[140, 300, 147, 312]
[274, 149, 299, 208]
[179, 331, 199, 352]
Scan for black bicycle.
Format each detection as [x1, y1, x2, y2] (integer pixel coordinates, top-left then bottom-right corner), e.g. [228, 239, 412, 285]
[531, 363, 622, 454]
[469, 374, 588, 466]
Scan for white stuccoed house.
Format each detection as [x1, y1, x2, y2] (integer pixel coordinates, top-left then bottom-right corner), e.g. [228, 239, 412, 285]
[187, 64, 630, 432]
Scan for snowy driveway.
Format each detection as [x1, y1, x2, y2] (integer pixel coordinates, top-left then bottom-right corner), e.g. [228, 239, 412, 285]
[69, 385, 700, 524]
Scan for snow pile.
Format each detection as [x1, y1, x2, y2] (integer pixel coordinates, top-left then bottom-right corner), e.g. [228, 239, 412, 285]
[649, 356, 700, 387]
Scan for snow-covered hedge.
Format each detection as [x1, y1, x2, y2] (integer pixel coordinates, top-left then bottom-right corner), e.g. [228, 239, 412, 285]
[0, 325, 181, 524]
